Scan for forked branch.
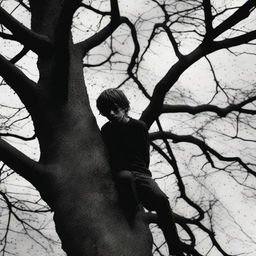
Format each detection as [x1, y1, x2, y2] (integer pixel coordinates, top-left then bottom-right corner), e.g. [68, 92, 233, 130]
[0, 53, 39, 112]
[162, 97, 256, 117]
[150, 131, 256, 177]
[77, 0, 121, 55]
[0, 6, 53, 56]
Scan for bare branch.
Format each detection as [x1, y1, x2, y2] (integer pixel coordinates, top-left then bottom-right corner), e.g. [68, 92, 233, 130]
[212, 30, 256, 51]
[10, 47, 30, 64]
[141, 33, 256, 128]
[0, 132, 36, 141]
[83, 51, 116, 67]
[0, 32, 16, 40]
[77, 0, 121, 55]
[162, 97, 256, 117]
[15, 0, 30, 11]
[150, 131, 256, 178]
[120, 17, 151, 98]
[80, 3, 110, 16]
[140, 60, 191, 127]
[0, 53, 39, 112]
[161, 24, 183, 59]
[210, 0, 256, 40]
[195, 222, 232, 256]
[154, 120, 205, 220]
[0, 138, 43, 185]
[203, 0, 213, 35]
[0, 6, 53, 56]
[143, 212, 203, 255]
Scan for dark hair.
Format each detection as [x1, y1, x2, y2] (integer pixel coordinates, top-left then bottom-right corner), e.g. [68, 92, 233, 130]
[96, 88, 130, 115]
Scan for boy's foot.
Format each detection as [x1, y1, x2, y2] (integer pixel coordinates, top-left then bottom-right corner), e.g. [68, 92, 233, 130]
[168, 241, 187, 256]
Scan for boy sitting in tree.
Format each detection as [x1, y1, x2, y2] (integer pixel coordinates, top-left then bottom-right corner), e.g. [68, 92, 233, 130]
[96, 88, 184, 256]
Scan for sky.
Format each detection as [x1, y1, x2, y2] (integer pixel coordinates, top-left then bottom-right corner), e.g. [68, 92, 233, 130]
[0, 0, 256, 255]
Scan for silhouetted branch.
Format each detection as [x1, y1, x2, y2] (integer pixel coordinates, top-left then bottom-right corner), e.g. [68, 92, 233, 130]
[195, 222, 232, 256]
[212, 30, 256, 51]
[162, 97, 256, 117]
[0, 53, 39, 111]
[150, 131, 256, 178]
[16, 0, 30, 11]
[83, 51, 116, 67]
[211, 0, 256, 40]
[120, 17, 151, 99]
[0, 32, 15, 40]
[0, 191, 12, 255]
[10, 47, 30, 64]
[0, 132, 36, 141]
[0, 191, 57, 254]
[155, 119, 205, 220]
[203, 0, 213, 36]
[77, 0, 121, 55]
[205, 56, 229, 103]
[0, 6, 53, 56]
[80, 3, 110, 16]
[161, 23, 183, 59]
[0, 138, 43, 186]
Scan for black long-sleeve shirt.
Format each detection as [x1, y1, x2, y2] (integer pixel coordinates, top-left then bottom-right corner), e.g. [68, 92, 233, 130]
[101, 118, 151, 176]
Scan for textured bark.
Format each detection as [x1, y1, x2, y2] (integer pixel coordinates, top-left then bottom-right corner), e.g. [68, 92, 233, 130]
[34, 45, 153, 256]
[2, 1, 255, 255]
[1, 1, 153, 255]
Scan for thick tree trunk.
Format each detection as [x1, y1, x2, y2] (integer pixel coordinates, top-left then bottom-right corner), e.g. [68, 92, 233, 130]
[40, 102, 154, 255]
[17, 2, 154, 254]
[40, 120, 153, 256]
[29, 34, 152, 256]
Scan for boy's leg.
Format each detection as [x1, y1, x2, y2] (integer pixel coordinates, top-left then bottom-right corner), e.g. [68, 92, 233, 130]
[115, 170, 140, 217]
[133, 172, 184, 256]
[155, 198, 184, 256]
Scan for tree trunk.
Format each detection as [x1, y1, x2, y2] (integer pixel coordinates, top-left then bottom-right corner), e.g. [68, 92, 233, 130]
[28, 27, 153, 256]
[0, 1, 154, 254]
[39, 116, 153, 256]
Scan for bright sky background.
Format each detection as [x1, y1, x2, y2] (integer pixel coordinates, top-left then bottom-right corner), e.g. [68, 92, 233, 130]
[0, 0, 256, 255]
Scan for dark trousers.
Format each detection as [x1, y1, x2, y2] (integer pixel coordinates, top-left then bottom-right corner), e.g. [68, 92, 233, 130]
[115, 170, 184, 256]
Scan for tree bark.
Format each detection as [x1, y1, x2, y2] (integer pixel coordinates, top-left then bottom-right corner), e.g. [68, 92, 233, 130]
[27, 39, 152, 256]
[32, 33, 153, 256]
[0, 1, 154, 255]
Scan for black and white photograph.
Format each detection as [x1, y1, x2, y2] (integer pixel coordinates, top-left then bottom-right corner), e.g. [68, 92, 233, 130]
[0, 1, 256, 255]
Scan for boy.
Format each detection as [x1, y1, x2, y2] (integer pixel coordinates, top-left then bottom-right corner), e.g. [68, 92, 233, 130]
[97, 88, 184, 256]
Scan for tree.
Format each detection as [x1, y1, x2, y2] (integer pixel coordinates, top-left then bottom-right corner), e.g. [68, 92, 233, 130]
[0, 0, 256, 255]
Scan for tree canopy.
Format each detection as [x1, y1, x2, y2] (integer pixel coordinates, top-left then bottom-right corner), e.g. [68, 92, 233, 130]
[0, 0, 256, 255]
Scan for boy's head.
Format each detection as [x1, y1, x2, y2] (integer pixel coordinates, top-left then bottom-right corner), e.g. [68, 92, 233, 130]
[96, 88, 130, 119]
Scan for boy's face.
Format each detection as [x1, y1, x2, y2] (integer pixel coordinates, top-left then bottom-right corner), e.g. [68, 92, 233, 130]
[101, 104, 128, 123]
